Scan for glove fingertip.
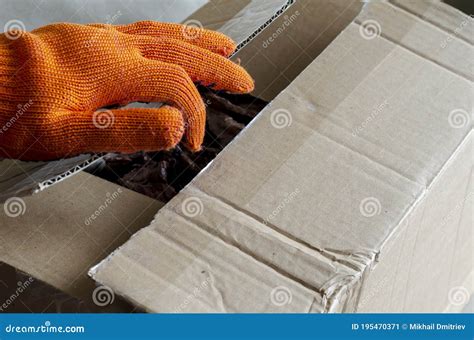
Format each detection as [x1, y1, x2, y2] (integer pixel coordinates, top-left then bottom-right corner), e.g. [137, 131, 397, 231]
[201, 30, 236, 57]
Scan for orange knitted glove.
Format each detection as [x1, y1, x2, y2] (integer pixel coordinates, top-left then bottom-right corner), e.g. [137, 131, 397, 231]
[0, 21, 254, 161]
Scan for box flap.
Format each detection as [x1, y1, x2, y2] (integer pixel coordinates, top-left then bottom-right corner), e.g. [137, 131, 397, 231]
[0, 172, 161, 305]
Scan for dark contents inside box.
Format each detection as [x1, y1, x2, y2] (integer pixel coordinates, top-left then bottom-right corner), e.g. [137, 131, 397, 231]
[92, 87, 268, 202]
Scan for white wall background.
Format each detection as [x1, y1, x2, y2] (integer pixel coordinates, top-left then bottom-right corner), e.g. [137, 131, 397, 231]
[0, 0, 208, 30]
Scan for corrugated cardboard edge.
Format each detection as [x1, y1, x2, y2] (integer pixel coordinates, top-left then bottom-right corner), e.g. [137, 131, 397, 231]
[0, 0, 295, 202]
[230, 0, 295, 56]
[0, 154, 102, 202]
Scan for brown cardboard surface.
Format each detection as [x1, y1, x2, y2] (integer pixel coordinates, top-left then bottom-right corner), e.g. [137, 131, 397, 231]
[234, 0, 364, 101]
[0, 172, 161, 305]
[90, 0, 473, 312]
[357, 133, 472, 312]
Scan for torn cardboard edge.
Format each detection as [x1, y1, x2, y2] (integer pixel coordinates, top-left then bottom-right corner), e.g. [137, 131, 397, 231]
[0, 0, 295, 202]
[89, 0, 473, 312]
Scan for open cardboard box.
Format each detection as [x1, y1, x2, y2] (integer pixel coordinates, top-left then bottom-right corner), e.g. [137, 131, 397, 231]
[89, 0, 473, 313]
[1, 0, 472, 313]
[0, 0, 296, 202]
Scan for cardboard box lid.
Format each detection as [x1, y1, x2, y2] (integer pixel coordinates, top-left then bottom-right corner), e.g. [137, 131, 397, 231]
[90, 0, 473, 312]
[0, 0, 294, 202]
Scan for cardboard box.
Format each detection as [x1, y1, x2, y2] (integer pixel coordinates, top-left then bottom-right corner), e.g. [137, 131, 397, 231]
[0, 172, 161, 308]
[0, 0, 295, 202]
[89, 0, 473, 312]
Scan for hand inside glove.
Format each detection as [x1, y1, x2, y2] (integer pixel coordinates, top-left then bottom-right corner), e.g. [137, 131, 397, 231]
[0, 21, 254, 160]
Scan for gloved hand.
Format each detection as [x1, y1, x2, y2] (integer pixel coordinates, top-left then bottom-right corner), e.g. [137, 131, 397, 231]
[0, 21, 254, 160]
